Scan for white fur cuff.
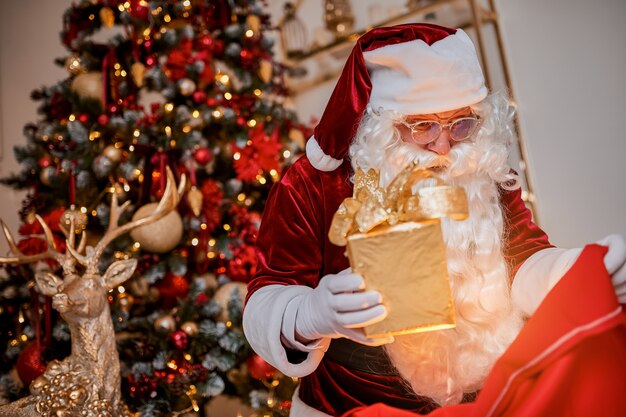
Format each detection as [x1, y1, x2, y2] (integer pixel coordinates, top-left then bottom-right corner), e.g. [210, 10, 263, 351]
[512, 247, 582, 316]
[305, 136, 343, 172]
[243, 285, 329, 378]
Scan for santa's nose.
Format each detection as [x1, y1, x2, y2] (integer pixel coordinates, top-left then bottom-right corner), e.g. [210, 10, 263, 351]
[427, 130, 452, 155]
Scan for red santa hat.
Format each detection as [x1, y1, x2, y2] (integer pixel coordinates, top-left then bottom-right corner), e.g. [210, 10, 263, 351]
[305, 23, 488, 172]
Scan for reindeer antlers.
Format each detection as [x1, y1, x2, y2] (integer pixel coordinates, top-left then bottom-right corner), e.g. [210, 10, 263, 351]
[1, 168, 185, 275]
[1, 215, 63, 263]
[67, 167, 185, 273]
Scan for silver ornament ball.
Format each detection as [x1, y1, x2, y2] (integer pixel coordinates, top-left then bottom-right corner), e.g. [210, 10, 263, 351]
[177, 78, 196, 96]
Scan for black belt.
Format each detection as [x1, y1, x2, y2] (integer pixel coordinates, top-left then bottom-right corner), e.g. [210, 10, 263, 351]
[324, 338, 479, 405]
[325, 338, 400, 376]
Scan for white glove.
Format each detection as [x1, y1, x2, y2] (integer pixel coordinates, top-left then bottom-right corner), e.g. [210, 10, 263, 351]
[293, 269, 393, 346]
[596, 234, 626, 303]
[513, 234, 626, 316]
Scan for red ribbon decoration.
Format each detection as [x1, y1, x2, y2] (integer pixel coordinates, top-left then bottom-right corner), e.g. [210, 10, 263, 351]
[160, 152, 167, 195]
[189, 159, 197, 187]
[102, 48, 118, 112]
[69, 167, 76, 205]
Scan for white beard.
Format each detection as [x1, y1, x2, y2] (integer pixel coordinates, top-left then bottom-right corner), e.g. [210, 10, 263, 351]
[349, 107, 525, 406]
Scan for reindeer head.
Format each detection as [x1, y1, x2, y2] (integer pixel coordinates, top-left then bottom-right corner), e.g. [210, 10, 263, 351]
[35, 258, 137, 319]
[1, 168, 185, 322]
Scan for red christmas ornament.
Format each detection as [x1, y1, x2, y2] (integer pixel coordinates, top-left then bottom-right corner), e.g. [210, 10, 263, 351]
[169, 330, 189, 350]
[240, 49, 253, 67]
[236, 117, 246, 126]
[98, 114, 109, 125]
[193, 147, 213, 165]
[192, 91, 207, 104]
[246, 353, 277, 380]
[227, 244, 258, 282]
[206, 97, 219, 107]
[78, 113, 89, 123]
[38, 156, 52, 168]
[196, 293, 209, 305]
[16, 342, 47, 386]
[130, 0, 150, 19]
[213, 39, 225, 56]
[278, 401, 292, 413]
[198, 34, 213, 49]
[200, 179, 224, 233]
[232, 124, 282, 182]
[156, 273, 189, 308]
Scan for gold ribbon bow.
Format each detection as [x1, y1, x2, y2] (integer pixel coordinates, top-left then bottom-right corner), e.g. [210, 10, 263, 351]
[329, 163, 469, 246]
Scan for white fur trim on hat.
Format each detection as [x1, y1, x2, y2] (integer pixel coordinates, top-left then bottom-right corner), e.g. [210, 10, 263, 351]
[364, 29, 488, 115]
[305, 136, 343, 171]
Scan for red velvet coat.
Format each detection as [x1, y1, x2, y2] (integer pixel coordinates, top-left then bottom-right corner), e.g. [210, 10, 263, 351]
[247, 156, 553, 416]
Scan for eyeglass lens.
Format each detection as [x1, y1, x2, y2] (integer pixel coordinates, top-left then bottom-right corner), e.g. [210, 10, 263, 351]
[449, 118, 478, 141]
[408, 118, 479, 144]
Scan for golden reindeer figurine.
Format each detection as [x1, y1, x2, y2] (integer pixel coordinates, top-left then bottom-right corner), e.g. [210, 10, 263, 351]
[0, 168, 185, 417]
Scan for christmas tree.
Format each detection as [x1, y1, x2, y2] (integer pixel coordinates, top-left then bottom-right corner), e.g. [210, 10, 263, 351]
[0, 1, 309, 415]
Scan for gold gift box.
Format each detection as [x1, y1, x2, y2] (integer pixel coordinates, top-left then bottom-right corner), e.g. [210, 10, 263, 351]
[347, 221, 455, 338]
[329, 164, 468, 338]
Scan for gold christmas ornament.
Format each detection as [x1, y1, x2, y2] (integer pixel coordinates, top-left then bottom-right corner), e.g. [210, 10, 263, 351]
[198, 272, 218, 290]
[180, 321, 199, 336]
[39, 166, 56, 186]
[117, 293, 134, 312]
[154, 314, 177, 332]
[131, 62, 146, 87]
[258, 59, 273, 84]
[61, 207, 89, 234]
[70, 72, 104, 105]
[127, 275, 150, 297]
[103, 145, 123, 163]
[213, 282, 247, 323]
[246, 14, 261, 32]
[187, 186, 203, 217]
[99, 7, 115, 28]
[64, 55, 87, 75]
[130, 203, 183, 253]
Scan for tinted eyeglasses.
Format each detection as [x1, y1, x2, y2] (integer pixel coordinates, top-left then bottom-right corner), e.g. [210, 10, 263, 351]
[399, 115, 481, 145]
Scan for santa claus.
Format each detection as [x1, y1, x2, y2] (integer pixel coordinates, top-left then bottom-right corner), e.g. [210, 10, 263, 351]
[243, 23, 626, 417]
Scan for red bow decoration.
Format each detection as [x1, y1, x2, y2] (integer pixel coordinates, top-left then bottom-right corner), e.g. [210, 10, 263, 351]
[165, 37, 215, 84]
[17, 208, 67, 264]
[232, 124, 282, 182]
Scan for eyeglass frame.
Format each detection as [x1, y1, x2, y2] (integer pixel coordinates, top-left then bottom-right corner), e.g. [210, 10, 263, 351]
[397, 113, 482, 145]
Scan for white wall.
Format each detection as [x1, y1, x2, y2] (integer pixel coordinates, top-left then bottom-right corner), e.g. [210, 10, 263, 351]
[496, 0, 626, 246]
[0, 0, 71, 254]
[1, 0, 625, 256]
